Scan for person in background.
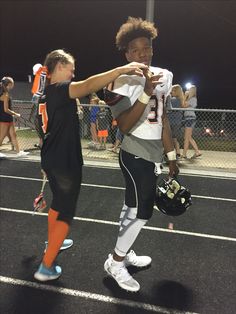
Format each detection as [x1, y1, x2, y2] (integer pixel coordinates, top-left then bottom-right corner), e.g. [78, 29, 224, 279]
[33, 48, 147, 282]
[96, 100, 109, 150]
[103, 17, 178, 292]
[182, 85, 201, 159]
[88, 94, 100, 149]
[167, 84, 185, 159]
[0, 77, 29, 158]
[108, 128, 124, 154]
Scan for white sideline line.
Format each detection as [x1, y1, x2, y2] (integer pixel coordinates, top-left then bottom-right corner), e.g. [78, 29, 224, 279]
[1, 207, 236, 242]
[1, 174, 236, 202]
[0, 275, 199, 314]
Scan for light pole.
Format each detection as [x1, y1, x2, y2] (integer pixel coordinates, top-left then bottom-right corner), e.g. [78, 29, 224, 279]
[146, 0, 155, 22]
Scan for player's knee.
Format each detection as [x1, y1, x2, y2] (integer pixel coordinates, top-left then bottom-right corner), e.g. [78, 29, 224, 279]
[137, 207, 154, 220]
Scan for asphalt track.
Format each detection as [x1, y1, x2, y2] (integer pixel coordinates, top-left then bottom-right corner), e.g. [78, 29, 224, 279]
[0, 158, 236, 314]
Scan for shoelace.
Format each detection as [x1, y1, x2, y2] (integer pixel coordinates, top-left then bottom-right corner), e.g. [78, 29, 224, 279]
[126, 250, 137, 264]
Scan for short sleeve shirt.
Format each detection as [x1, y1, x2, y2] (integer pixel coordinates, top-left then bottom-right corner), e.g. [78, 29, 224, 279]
[38, 82, 83, 171]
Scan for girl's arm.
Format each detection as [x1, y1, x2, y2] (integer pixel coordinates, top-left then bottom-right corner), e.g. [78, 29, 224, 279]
[69, 62, 147, 99]
[3, 95, 20, 117]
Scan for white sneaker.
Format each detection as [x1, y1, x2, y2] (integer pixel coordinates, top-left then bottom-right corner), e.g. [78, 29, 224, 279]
[124, 250, 152, 268]
[16, 151, 29, 157]
[0, 152, 7, 158]
[104, 254, 140, 292]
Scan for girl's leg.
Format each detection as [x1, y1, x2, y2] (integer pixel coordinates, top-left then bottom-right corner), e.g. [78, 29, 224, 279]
[189, 137, 201, 155]
[0, 123, 10, 147]
[8, 124, 20, 153]
[182, 127, 192, 157]
[173, 138, 180, 155]
[90, 123, 98, 143]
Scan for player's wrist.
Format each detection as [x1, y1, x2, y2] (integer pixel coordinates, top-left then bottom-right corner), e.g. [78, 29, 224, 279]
[167, 150, 176, 161]
[138, 91, 151, 105]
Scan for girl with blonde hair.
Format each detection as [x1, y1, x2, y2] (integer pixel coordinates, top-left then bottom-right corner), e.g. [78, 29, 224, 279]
[168, 84, 184, 158]
[182, 85, 201, 159]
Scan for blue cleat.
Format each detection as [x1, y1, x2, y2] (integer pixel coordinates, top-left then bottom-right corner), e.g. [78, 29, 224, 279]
[34, 263, 62, 282]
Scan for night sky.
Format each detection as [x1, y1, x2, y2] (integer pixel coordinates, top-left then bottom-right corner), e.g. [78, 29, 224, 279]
[1, 0, 236, 108]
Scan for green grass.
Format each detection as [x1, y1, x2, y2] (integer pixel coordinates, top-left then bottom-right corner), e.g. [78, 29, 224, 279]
[16, 128, 39, 139]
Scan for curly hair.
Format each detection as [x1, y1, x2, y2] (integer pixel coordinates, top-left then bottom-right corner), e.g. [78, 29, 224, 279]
[116, 17, 158, 51]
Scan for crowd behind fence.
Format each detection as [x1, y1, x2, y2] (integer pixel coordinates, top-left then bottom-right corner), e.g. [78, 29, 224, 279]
[6, 100, 236, 170]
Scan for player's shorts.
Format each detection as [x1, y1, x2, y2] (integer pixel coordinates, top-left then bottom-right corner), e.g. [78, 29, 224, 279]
[183, 118, 196, 128]
[0, 114, 13, 123]
[0, 121, 13, 124]
[44, 167, 82, 223]
[119, 149, 157, 220]
[98, 130, 108, 137]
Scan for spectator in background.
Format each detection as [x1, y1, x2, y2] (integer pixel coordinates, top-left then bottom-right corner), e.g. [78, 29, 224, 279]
[79, 95, 90, 139]
[108, 128, 124, 154]
[96, 100, 109, 150]
[88, 94, 100, 149]
[182, 85, 201, 159]
[76, 98, 84, 138]
[0, 77, 29, 157]
[167, 84, 185, 159]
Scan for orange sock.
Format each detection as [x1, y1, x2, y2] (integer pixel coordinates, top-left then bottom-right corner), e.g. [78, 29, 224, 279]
[43, 220, 69, 268]
[48, 208, 59, 242]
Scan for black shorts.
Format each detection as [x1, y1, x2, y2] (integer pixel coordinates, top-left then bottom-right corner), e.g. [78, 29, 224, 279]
[119, 149, 157, 220]
[44, 167, 82, 223]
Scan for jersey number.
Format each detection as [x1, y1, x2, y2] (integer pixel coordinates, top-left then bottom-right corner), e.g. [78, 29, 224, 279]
[147, 95, 163, 124]
[38, 103, 48, 134]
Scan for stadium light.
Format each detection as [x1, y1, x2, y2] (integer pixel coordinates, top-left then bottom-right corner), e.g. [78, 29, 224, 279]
[185, 82, 192, 90]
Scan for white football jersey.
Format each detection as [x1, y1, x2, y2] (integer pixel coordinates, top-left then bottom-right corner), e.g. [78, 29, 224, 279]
[108, 66, 173, 163]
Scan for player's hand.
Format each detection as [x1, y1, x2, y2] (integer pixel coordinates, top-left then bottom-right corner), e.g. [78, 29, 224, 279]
[143, 69, 163, 95]
[168, 160, 179, 178]
[117, 62, 148, 77]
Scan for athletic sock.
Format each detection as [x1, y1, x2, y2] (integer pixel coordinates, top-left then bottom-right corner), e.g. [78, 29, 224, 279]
[43, 220, 69, 268]
[48, 208, 59, 243]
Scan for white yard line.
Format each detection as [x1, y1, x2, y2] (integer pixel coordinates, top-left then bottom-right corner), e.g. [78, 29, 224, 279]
[1, 207, 236, 242]
[0, 275, 199, 314]
[1, 174, 236, 202]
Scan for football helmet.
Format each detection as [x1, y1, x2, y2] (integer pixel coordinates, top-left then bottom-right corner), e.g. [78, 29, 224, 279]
[155, 178, 192, 216]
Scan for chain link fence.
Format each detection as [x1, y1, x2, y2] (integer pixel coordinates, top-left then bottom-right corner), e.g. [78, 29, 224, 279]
[2, 100, 235, 171]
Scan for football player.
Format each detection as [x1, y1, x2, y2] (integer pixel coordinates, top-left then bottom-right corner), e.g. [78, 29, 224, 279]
[104, 17, 179, 292]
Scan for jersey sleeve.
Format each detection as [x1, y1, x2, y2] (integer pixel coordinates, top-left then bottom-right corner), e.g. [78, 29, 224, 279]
[104, 75, 133, 119]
